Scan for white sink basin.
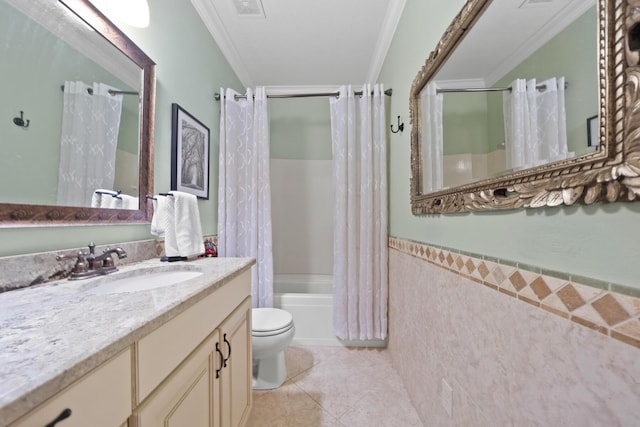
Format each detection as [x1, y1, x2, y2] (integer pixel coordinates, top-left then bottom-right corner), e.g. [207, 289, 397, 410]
[87, 270, 203, 295]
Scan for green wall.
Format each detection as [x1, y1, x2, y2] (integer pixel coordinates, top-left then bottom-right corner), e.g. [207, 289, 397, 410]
[0, 0, 242, 256]
[442, 92, 490, 155]
[379, 0, 640, 290]
[270, 98, 332, 160]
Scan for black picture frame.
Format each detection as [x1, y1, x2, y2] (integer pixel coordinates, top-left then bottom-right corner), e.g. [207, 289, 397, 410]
[171, 103, 210, 199]
[587, 115, 598, 148]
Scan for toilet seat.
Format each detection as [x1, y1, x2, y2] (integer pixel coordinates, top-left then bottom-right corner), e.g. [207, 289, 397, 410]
[252, 308, 294, 337]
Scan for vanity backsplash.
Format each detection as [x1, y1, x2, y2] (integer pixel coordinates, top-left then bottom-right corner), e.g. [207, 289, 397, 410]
[0, 235, 220, 293]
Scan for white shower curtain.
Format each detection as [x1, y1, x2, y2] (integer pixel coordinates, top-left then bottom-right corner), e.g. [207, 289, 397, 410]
[57, 81, 123, 206]
[218, 87, 274, 308]
[420, 82, 444, 192]
[503, 77, 569, 170]
[330, 84, 388, 341]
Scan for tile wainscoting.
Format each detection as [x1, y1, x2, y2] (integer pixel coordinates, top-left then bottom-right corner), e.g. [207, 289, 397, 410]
[388, 237, 640, 349]
[387, 236, 640, 426]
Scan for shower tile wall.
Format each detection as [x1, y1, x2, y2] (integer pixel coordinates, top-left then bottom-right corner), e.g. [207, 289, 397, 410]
[442, 150, 506, 188]
[387, 237, 640, 425]
[271, 159, 333, 275]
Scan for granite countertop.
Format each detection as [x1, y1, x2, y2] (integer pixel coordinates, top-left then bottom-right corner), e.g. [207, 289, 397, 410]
[0, 256, 255, 426]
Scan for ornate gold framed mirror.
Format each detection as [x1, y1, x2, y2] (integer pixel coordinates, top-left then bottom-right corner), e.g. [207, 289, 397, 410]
[0, 0, 155, 225]
[410, 0, 640, 214]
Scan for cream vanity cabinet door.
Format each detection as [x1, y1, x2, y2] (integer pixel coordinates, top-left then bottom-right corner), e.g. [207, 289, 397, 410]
[135, 332, 220, 427]
[135, 298, 252, 427]
[9, 348, 132, 427]
[133, 270, 252, 427]
[219, 297, 252, 427]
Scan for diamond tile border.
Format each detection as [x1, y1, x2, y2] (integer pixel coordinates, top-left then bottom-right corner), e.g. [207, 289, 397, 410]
[389, 236, 640, 350]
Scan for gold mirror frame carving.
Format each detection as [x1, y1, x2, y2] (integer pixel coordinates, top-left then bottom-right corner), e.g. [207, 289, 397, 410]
[410, 0, 640, 214]
[0, 0, 155, 226]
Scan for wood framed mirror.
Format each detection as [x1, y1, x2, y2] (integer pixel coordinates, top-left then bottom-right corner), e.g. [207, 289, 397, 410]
[410, 0, 640, 214]
[0, 0, 155, 225]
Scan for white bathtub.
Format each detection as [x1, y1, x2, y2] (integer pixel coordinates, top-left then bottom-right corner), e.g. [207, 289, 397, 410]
[273, 274, 385, 347]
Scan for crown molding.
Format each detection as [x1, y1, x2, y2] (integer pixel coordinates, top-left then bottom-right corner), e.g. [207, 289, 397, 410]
[366, 0, 406, 83]
[190, 0, 254, 87]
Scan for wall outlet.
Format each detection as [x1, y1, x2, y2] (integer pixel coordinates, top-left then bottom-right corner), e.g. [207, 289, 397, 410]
[441, 378, 453, 417]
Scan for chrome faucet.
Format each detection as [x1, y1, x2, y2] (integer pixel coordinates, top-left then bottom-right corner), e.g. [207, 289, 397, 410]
[56, 243, 127, 280]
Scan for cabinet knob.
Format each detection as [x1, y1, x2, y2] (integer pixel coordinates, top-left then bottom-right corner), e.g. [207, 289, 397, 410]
[45, 408, 72, 427]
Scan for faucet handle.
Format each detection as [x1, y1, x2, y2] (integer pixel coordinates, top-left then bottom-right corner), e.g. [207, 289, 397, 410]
[55, 251, 85, 262]
[55, 252, 76, 262]
[100, 248, 119, 272]
[102, 254, 115, 268]
[55, 252, 89, 275]
[73, 253, 89, 274]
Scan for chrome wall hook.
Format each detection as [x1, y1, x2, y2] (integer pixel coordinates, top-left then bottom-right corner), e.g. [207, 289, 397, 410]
[13, 111, 30, 128]
[390, 115, 404, 134]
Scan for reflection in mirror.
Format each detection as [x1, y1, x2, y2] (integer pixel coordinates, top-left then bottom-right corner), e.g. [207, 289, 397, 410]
[421, 0, 597, 192]
[1, 0, 141, 209]
[0, 0, 155, 224]
[410, 0, 640, 214]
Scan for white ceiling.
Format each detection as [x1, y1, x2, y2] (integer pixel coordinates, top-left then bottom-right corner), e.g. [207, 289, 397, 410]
[189, 0, 596, 92]
[189, 0, 406, 90]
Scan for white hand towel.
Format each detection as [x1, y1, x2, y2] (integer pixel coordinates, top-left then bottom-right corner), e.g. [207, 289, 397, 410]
[171, 191, 204, 258]
[150, 195, 171, 239]
[91, 192, 102, 208]
[91, 188, 122, 209]
[104, 195, 122, 209]
[163, 196, 179, 257]
[120, 194, 139, 210]
[94, 189, 118, 208]
[150, 198, 163, 237]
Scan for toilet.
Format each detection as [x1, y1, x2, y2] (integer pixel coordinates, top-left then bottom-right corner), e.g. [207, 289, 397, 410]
[251, 307, 295, 390]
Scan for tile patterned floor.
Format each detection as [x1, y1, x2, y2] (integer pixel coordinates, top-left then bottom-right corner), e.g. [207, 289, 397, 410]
[246, 346, 423, 427]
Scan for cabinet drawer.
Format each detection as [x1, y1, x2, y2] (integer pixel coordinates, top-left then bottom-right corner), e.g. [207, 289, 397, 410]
[137, 269, 251, 403]
[10, 348, 132, 427]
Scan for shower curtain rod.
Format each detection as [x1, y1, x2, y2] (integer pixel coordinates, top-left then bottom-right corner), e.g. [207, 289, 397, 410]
[436, 81, 568, 94]
[214, 88, 392, 101]
[59, 85, 139, 96]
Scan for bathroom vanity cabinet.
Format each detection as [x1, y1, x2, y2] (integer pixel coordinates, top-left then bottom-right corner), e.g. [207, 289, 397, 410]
[133, 275, 252, 427]
[1, 258, 254, 427]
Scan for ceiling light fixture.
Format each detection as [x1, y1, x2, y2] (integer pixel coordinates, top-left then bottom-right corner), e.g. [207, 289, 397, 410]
[232, 0, 265, 17]
[90, 0, 150, 28]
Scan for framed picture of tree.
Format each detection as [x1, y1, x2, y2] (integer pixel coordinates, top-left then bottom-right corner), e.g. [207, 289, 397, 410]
[171, 103, 210, 199]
